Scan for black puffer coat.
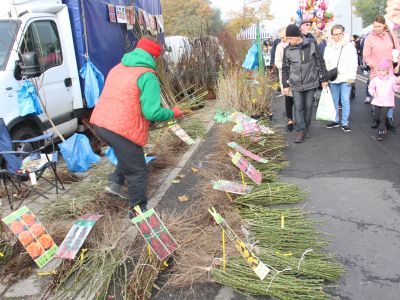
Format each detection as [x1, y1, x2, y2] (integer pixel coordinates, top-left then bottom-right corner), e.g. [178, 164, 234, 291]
[282, 38, 328, 92]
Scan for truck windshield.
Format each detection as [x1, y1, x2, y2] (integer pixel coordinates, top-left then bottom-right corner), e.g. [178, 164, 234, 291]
[0, 20, 20, 71]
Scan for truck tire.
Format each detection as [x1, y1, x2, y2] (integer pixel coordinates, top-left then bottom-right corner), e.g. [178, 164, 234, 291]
[10, 125, 41, 152]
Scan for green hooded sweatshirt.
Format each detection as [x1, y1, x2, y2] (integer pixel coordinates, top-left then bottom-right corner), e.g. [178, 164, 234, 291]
[121, 48, 174, 121]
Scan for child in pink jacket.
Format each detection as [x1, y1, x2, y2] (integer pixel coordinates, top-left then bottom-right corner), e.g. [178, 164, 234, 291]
[369, 59, 400, 141]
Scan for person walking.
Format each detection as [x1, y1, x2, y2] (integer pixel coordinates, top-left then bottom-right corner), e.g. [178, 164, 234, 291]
[282, 24, 329, 143]
[90, 38, 186, 217]
[363, 15, 400, 130]
[275, 27, 294, 131]
[369, 59, 400, 141]
[324, 25, 358, 132]
[300, 20, 316, 44]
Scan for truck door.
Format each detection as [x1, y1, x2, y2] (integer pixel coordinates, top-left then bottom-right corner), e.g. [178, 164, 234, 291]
[19, 19, 74, 128]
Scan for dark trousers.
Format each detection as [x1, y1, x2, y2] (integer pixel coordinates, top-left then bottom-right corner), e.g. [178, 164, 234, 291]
[373, 106, 389, 131]
[285, 96, 294, 120]
[292, 89, 316, 132]
[94, 126, 147, 207]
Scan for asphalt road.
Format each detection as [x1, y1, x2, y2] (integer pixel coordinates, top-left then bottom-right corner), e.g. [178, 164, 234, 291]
[280, 76, 400, 300]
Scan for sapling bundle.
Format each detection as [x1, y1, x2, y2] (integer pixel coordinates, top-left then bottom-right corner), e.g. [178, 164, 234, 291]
[236, 182, 306, 206]
[239, 206, 329, 254]
[212, 257, 330, 300]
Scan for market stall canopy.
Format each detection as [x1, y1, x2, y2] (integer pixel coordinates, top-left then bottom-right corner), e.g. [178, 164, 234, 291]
[237, 23, 271, 41]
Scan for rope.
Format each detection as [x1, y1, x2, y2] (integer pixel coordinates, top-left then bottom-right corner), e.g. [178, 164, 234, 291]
[80, 0, 89, 60]
[297, 248, 313, 272]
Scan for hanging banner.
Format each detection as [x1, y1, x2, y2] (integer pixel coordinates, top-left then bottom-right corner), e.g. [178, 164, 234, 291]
[169, 123, 195, 145]
[2, 206, 58, 268]
[132, 209, 178, 261]
[228, 142, 268, 163]
[126, 6, 135, 29]
[116, 5, 127, 24]
[209, 207, 270, 280]
[138, 9, 145, 29]
[212, 180, 253, 195]
[230, 152, 262, 185]
[156, 15, 164, 33]
[108, 4, 116, 23]
[142, 10, 151, 31]
[55, 214, 103, 260]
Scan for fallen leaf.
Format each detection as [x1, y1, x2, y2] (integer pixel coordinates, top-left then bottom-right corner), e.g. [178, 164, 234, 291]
[176, 174, 186, 179]
[191, 167, 199, 173]
[178, 195, 189, 202]
[172, 179, 180, 184]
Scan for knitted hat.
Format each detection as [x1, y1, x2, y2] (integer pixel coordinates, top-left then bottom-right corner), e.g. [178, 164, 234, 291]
[136, 38, 162, 57]
[286, 24, 301, 37]
[377, 59, 392, 71]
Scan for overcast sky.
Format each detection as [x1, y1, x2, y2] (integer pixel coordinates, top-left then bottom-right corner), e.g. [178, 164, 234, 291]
[210, 0, 298, 35]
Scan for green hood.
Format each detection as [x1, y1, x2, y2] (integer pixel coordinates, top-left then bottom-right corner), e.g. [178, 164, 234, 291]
[121, 48, 156, 70]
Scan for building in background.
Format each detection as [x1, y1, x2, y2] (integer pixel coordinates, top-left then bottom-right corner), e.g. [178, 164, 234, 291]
[331, 0, 363, 35]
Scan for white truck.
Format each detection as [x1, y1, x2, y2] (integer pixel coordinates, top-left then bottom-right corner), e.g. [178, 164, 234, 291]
[0, 0, 162, 144]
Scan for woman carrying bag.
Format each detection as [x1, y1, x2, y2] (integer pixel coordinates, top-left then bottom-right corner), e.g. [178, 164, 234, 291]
[323, 24, 358, 132]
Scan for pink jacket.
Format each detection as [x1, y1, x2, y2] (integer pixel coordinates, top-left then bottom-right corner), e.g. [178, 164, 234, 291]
[363, 30, 400, 79]
[369, 75, 400, 107]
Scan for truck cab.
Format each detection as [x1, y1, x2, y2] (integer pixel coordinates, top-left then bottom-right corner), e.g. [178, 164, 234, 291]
[1, 0, 83, 142]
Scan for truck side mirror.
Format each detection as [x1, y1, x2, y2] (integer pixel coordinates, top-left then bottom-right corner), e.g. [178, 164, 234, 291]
[20, 52, 41, 78]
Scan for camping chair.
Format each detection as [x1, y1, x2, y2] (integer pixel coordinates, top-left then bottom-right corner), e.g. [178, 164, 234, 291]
[0, 130, 65, 211]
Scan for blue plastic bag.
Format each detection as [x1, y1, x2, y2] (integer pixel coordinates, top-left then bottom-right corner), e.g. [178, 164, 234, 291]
[59, 133, 101, 172]
[17, 80, 43, 117]
[105, 147, 156, 165]
[79, 59, 104, 108]
[105, 147, 118, 165]
[242, 43, 259, 70]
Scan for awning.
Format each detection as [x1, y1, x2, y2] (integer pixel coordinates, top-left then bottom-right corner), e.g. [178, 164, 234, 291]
[237, 24, 271, 40]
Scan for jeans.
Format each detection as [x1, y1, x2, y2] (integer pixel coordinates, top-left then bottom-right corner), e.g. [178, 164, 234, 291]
[387, 107, 394, 119]
[94, 126, 148, 207]
[292, 89, 316, 132]
[329, 82, 351, 126]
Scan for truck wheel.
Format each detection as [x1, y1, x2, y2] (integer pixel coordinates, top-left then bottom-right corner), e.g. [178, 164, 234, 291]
[10, 126, 41, 152]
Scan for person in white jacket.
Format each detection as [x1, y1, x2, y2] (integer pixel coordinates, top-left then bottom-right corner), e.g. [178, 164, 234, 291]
[323, 25, 358, 132]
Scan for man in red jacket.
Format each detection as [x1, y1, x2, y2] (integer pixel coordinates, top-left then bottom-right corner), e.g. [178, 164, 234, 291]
[91, 38, 184, 217]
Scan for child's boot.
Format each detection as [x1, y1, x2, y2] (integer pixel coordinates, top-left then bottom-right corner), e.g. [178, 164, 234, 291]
[377, 130, 384, 141]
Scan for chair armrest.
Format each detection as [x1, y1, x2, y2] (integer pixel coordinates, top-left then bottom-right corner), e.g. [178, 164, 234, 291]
[12, 132, 54, 144]
[0, 150, 29, 155]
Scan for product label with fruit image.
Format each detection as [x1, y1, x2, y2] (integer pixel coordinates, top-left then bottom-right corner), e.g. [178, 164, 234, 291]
[2, 206, 58, 268]
[132, 209, 178, 261]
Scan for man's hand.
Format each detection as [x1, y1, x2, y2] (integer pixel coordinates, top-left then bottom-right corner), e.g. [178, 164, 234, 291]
[321, 81, 329, 89]
[282, 88, 290, 96]
[348, 79, 355, 84]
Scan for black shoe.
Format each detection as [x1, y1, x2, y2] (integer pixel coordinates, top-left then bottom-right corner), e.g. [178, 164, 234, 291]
[342, 125, 351, 132]
[128, 203, 147, 219]
[105, 182, 129, 200]
[325, 122, 339, 129]
[371, 120, 379, 129]
[286, 121, 294, 132]
[377, 130, 384, 141]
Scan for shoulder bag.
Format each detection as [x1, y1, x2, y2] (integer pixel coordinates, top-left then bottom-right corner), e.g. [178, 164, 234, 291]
[327, 46, 343, 81]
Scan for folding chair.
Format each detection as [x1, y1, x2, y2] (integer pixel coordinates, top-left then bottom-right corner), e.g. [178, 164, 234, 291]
[0, 131, 65, 210]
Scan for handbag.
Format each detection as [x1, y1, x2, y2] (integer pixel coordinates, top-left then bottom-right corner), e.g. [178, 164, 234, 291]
[316, 87, 336, 122]
[327, 46, 343, 81]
